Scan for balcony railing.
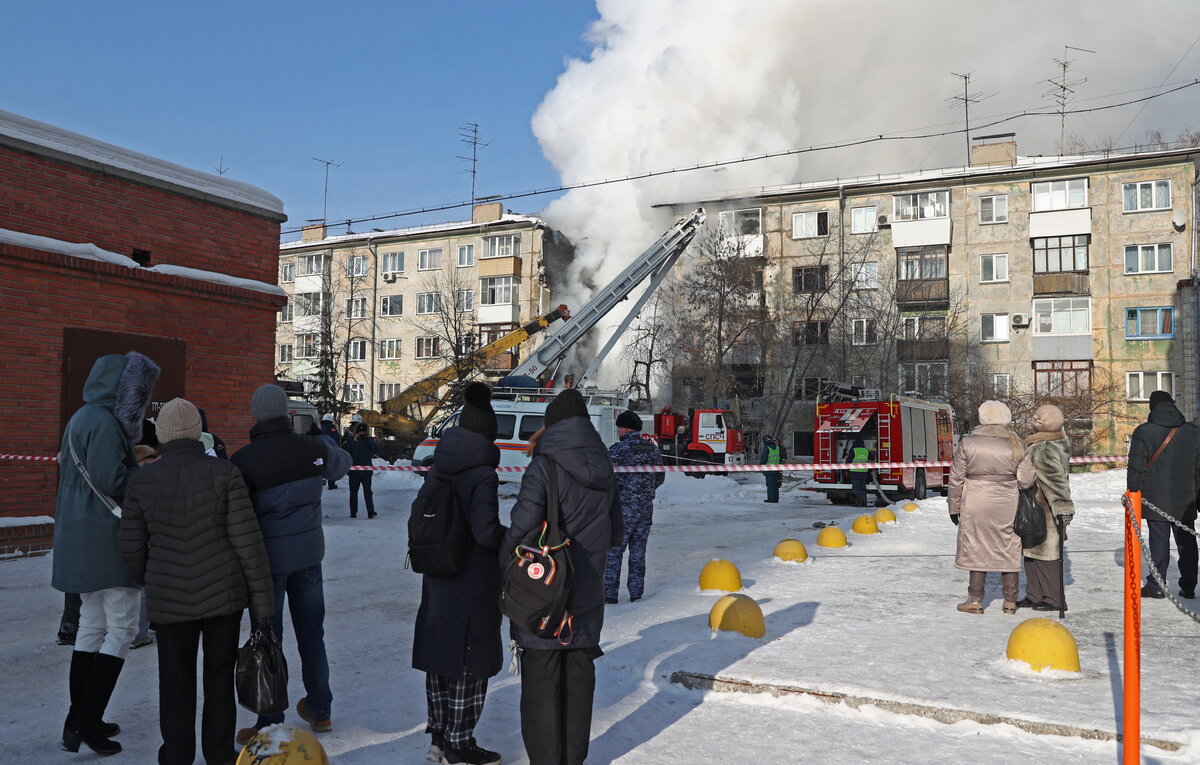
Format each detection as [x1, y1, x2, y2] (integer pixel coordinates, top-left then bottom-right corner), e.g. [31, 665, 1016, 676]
[1032, 271, 1089, 296]
[895, 278, 949, 306]
[896, 338, 949, 360]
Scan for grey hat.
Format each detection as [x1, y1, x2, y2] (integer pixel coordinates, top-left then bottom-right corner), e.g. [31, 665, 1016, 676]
[156, 398, 203, 443]
[251, 384, 290, 422]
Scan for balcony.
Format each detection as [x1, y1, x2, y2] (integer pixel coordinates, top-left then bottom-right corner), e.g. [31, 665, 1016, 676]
[478, 256, 523, 278]
[485, 352, 519, 371]
[895, 278, 949, 307]
[897, 338, 949, 360]
[1033, 271, 1089, 296]
[477, 303, 520, 324]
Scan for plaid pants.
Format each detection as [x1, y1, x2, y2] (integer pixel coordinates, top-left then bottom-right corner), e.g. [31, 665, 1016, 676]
[425, 671, 489, 749]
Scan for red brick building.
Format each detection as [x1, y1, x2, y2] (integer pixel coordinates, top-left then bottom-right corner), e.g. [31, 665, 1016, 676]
[0, 110, 287, 555]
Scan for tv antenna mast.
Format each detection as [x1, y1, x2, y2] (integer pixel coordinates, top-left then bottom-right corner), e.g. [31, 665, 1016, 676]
[457, 123, 490, 208]
[949, 72, 994, 165]
[1044, 45, 1094, 153]
[311, 157, 342, 223]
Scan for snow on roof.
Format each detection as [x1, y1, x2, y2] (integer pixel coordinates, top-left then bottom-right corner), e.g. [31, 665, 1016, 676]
[0, 110, 285, 218]
[281, 213, 546, 250]
[0, 227, 285, 296]
[655, 146, 1200, 207]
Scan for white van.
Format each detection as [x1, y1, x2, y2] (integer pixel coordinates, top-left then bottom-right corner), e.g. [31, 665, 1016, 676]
[287, 398, 319, 435]
[412, 387, 629, 475]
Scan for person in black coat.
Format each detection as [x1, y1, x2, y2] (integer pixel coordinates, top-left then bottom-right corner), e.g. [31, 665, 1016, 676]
[503, 388, 623, 765]
[344, 424, 381, 518]
[1127, 390, 1200, 599]
[412, 383, 506, 765]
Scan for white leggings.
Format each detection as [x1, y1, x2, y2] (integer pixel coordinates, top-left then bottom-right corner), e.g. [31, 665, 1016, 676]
[77, 587, 140, 659]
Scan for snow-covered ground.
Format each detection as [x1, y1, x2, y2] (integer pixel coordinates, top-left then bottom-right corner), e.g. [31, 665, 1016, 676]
[3, 467, 1199, 764]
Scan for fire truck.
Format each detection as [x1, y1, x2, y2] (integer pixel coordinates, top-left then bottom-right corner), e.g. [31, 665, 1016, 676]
[652, 406, 746, 468]
[812, 395, 956, 504]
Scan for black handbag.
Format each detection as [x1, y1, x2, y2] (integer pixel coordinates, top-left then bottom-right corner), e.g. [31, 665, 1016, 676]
[1014, 485, 1048, 548]
[235, 628, 289, 715]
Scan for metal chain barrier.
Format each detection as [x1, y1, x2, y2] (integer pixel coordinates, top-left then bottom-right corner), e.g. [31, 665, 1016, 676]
[1124, 497, 1200, 625]
[1139, 496, 1200, 541]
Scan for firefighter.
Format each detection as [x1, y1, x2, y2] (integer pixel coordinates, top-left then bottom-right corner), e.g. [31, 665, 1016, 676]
[849, 437, 871, 506]
[761, 435, 786, 503]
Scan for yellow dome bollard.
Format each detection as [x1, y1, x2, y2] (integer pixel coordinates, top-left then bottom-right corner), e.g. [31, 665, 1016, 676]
[238, 725, 329, 765]
[773, 538, 809, 562]
[698, 559, 743, 591]
[874, 508, 897, 525]
[816, 526, 847, 548]
[1006, 617, 1081, 672]
[709, 593, 766, 638]
[902, 502, 919, 512]
[851, 514, 879, 535]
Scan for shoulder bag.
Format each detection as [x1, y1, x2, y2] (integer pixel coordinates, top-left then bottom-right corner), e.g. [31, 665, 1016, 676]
[65, 429, 123, 518]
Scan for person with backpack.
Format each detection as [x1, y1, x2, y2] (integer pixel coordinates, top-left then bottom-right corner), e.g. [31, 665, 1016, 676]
[411, 383, 506, 765]
[1128, 390, 1200, 599]
[502, 388, 622, 765]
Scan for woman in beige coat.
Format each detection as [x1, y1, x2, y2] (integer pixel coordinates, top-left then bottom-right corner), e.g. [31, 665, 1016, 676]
[1021, 404, 1075, 611]
[947, 400, 1036, 614]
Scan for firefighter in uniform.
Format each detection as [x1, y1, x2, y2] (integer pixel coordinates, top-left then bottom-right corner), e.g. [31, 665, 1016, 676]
[761, 435, 786, 503]
[849, 437, 871, 506]
[605, 410, 665, 603]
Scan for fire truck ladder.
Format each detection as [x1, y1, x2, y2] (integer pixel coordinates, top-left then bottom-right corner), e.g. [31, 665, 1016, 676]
[510, 208, 707, 384]
[871, 405, 896, 504]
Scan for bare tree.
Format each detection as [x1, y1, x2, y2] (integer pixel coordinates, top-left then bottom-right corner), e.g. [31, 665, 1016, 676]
[407, 265, 481, 419]
[620, 287, 676, 410]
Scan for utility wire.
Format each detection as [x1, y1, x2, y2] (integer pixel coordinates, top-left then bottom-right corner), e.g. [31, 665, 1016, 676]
[280, 79, 1200, 237]
[1114, 31, 1200, 144]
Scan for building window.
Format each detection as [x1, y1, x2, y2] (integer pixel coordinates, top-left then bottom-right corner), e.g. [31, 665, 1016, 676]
[898, 246, 947, 280]
[483, 234, 520, 259]
[481, 276, 518, 305]
[278, 344, 293, 363]
[457, 244, 475, 267]
[718, 208, 762, 236]
[1123, 180, 1170, 212]
[297, 253, 325, 276]
[379, 382, 403, 400]
[1034, 360, 1092, 397]
[296, 333, 320, 359]
[1033, 235, 1089, 273]
[1031, 178, 1087, 211]
[899, 361, 947, 397]
[279, 301, 294, 323]
[1127, 371, 1175, 401]
[852, 318, 877, 345]
[989, 373, 1011, 398]
[792, 265, 829, 294]
[416, 336, 441, 359]
[345, 297, 367, 319]
[851, 261, 878, 290]
[346, 339, 367, 361]
[751, 270, 764, 291]
[346, 255, 368, 277]
[1124, 243, 1173, 275]
[981, 313, 1009, 343]
[980, 253, 1008, 283]
[1125, 307, 1174, 339]
[792, 211, 829, 239]
[1033, 297, 1090, 335]
[379, 338, 401, 360]
[893, 190, 949, 221]
[344, 383, 365, 403]
[851, 205, 877, 234]
[900, 314, 947, 340]
[381, 251, 404, 274]
[418, 248, 443, 270]
[417, 292, 443, 314]
[380, 295, 403, 317]
[280, 261, 296, 283]
[295, 292, 325, 317]
[479, 323, 517, 346]
[980, 194, 1008, 224]
[793, 321, 830, 346]
[456, 289, 474, 311]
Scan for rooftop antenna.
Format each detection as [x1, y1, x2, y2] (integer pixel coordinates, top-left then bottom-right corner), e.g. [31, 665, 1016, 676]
[311, 157, 342, 223]
[1043, 46, 1094, 154]
[948, 72, 994, 165]
[457, 123, 490, 209]
[213, 155, 228, 176]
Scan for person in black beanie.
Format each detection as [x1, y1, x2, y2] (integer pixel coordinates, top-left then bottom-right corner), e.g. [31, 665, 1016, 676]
[413, 382, 507, 765]
[503, 387, 622, 765]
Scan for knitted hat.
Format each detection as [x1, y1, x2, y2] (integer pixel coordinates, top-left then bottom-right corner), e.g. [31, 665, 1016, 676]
[156, 398, 203, 443]
[1032, 404, 1066, 433]
[977, 400, 1012, 426]
[459, 382, 497, 441]
[251, 384, 290, 422]
[1149, 390, 1174, 406]
[544, 388, 588, 428]
[616, 410, 642, 431]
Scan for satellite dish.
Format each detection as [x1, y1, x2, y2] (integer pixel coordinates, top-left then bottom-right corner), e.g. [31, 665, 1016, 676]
[1172, 209, 1187, 231]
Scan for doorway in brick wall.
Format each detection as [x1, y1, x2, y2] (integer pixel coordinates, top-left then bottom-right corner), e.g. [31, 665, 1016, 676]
[60, 329, 187, 432]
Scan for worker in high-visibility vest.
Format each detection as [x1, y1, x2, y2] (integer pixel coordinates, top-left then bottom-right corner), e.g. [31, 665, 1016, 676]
[761, 434, 786, 503]
[849, 437, 871, 507]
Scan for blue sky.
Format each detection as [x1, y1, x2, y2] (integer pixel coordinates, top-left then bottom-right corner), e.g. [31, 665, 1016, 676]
[3, 1, 600, 236]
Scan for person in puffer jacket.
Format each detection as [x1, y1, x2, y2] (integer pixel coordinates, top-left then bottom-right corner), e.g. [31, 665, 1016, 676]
[120, 398, 274, 765]
[1020, 404, 1075, 611]
[503, 388, 623, 765]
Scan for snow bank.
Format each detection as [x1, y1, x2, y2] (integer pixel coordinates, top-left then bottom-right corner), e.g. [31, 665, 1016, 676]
[0, 515, 53, 528]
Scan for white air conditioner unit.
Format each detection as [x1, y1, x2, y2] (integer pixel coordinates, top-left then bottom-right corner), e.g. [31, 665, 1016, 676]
[876, 214, 890, 228]
[382, 272, 398, 283]
[1011, 313, 1031, 328]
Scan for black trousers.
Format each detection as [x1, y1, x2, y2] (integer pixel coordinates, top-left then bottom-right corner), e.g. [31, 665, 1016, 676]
[348, 471, 375, 516]
[154, 611, 242, 765]
[1146, 511, 1198, 594]
[520, 647, 601, 765]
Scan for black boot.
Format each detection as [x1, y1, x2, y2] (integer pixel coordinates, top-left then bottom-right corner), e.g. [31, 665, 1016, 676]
[63, 651, 121, 750]
[65, 653, 124, 755]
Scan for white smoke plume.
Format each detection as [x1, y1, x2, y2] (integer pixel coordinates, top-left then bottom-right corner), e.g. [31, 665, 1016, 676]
[531, 0, 1200, 383]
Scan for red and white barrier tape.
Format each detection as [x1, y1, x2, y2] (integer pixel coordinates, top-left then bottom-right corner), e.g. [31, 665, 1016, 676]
[0, 453, 1129, 473]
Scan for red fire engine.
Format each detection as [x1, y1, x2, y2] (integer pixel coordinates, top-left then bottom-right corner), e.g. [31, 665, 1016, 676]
[652, 406, 746, 468]
[813, 395, 956, 504]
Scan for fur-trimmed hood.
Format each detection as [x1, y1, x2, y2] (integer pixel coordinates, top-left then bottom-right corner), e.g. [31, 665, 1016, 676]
[115, 352, 160, 443]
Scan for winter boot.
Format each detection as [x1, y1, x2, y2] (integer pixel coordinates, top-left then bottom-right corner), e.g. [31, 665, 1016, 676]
[62, 651, 121, 751]
[442, 739, 502, 765]
[65, 653, 124, 755]
[426, 732, 445, 763]
[297, 697, 332, 733]
[956, 600, 984, 615]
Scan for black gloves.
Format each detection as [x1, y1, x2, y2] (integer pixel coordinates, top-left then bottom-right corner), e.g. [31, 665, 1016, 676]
[251, 617, 273, 636]
[950, 514, 960, 526]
